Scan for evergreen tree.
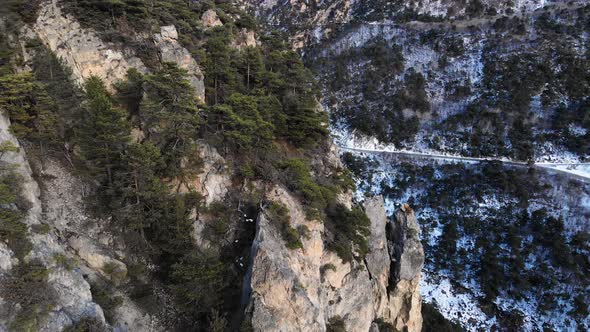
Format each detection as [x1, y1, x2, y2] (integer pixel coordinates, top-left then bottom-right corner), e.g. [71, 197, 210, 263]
[114, 68, 144, 117]
[238, 47, 264, 92]
[31, 46, 83, 140]
[0, 72, 38, 138]
[0, 72, 59, 154]
[78, 76, 130, 186]
[118, 142, 166, 237]
[203, 28, 240, 104]
[281, 93, 328, 148]
[170, 249, 228, 317]
[142, 63, 200, 178]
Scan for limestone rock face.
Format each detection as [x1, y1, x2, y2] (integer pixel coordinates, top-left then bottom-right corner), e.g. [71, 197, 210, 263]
[68, 236, 127, 281]
[194, 142, 231, 205]
[202, 9, 223, 29]
[0, 113, 106, 332]
[390, 206, 424, 281]
[248, 186, 325, 332]
[154, 25, 206, 102]
[232, 28, 258, 49]
[37, 156, 165, 332]
[33, 2, 206, 102]
[246, 192, 424, 332]
[383, 206, 425, 332]
[33, 0, 148, 89]
[0, 244, 13, 271]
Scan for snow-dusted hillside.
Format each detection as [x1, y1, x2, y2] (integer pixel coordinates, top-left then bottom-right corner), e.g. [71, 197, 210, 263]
[312, 1, 589, 162]
[343, 149, 590, 331]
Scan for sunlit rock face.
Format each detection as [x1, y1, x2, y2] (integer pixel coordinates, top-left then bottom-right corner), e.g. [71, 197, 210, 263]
[33, 1, 206, 101]
[33, 0, 147, 89]
[246, 192, 424, 331]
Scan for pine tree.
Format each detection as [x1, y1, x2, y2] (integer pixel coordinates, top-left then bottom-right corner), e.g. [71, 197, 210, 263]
[77, 76, 130, 186]
[142, 63, 200, 178]
[31, 47, 83, 140]
[203, 28, 240, 104]
[0, 72, 37, 138]
[118, 142, 167, 240]
[114, 68, 144, 117]
[0, 72, 59, 154]
[239, 47, 264, 91]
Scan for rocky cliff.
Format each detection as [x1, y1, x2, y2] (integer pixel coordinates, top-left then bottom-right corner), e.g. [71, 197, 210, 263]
[247, 191, 424, 332]
[0, 112, 106, 331]
[32, 0, 205, 101]
[0, 0, 426, 331]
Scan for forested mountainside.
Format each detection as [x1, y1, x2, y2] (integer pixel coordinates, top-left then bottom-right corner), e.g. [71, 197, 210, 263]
[0, 1, 426, 332]
[241, 0, 590, 331]
[245, 0, 589, 162]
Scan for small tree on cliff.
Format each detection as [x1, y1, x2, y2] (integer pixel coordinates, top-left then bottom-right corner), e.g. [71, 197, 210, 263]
[141, 63, 200, 178]
[77, 76, 130, 186]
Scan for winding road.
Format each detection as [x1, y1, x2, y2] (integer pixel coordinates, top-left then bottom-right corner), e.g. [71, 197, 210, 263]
[340, 146, 590, 184]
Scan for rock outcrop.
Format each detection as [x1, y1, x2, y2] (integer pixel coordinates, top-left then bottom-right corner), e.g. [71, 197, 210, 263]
[33, 0, 206, 102]
[0, 113, 106, 331]
[202, 9, 223, 29]
[37, 156, 165, 332]
[383, 204, 424, 332]
[246, 193, 424, 332]
[33, 0, 147, 89]
[153, 25, 206, 102]
[232, 28, 259, 50]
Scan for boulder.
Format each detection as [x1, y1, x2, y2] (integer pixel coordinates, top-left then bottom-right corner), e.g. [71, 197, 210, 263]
[202, 9, 223, 29]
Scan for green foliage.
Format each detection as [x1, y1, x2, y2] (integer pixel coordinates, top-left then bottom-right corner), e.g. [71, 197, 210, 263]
[77, 76, 130, 185]
[3, 3, 365, 330]
[482, 53, 552, 114]
[102, 262, 127, 283]
[204, 201, 233, 242]
[551, 102, 590, 157]
[325, 204, 371, 262]
[266, 201, 305, 249]
[341, 152, 377, 179]
[321, 263, 337, 274]
[421, 302, 463, 332]
[89, 281, 123, 324]
[0, 75, 35, 130]
[169, 250, 229, 317]
[113, 68, 144, 117]
[478, 236, 505, 300]
[280, 92, 328, 148]
[0, 171, 32, 259]
[61, 0, 256, 68]
[279, 158, 337, 217]
[30, 223, 50, 235]
[207, 93, 274, 152]
[436, 220, 459, 266]
[208, 309, 229, 332]
[115, 141, 170, 237]
[201, 29, 328, 149]
[508, 116, 534, 161]
[0, 72, 58, 145]
[0, 140, 18, 156]
[326, 316, 347, 332]
[1, 260, 55, 332]
[53, 253, 77, 271]
[30, 45, 84, 142]
[141, 63, 200, 177]
[0, 1, 41, 29]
